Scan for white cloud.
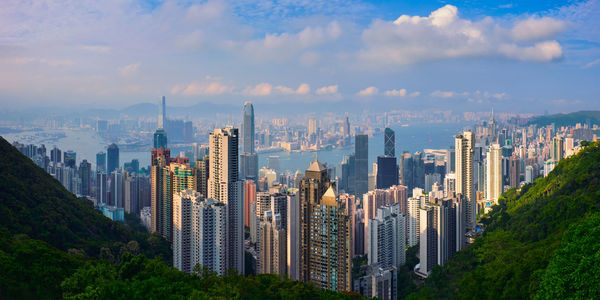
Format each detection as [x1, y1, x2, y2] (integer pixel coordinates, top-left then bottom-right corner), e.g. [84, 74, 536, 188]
[359, 5, 564, 66]
[296, 83, 310, 95]
[172, 80, 232, 96]
[244, 83, 273, 96]
[274, 83, 310, 95]
[511, 17, 566, 42]
[118, 63, 140, 77]
[384, 89, 407, 96]
[358, 86, 378, 96]
[316, 85, 339, 95]
[241, 21, 342, 62]
[431, 90, 469, 98]
[410, 91, 420, 97]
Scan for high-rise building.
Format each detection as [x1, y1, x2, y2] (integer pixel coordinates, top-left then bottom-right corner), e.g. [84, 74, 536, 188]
[455, 131, 475, 231]
[353, 264, 397, 300]
[406, 197, 421, 247]
[107, 143, 119, 174]
[241, 102, 258, 181]
[151, 155, 171, 239]
[384, 128, 395, 157]
[79, 160, 91, 196]
[376, 155, 398, 190]
[299, 158, 351, 292]
[355, 134, 369, 197]
[287, 192, 300, 280]
[257, 211, 287, 276]
[339, 153, 355, 194]
[158, 96, 167, 130]
[551, 136, 564, 162]
[244, 180, 256, 228]
[208, 127, 244, 274]
[486, 144, 502, 204]
[109, 170, 124, 208]
[509, 153, 520, 188]
[308, 118, 318, 137]
[242, 101, 255, 154]
[96, 172, 107, 205]
[194, 155, 209, 198]
[368, 204, 406, 269]
[256, 191, 287, 228]
[363, 189, 386, 252]
[173, 190, 227, 275]
[64, 150, 76, 168]
[343, 116, 350, 138]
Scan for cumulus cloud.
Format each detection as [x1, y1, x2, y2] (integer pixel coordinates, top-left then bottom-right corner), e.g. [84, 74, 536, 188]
[431, 90, 469, 98]
[384, 89, 407, 96]
[510, 17, 566, 41]
[316, 85, 339, 95]
[241, 21, 342, 61]
[358, 86, 378, 96]
[359, 5, 564, 66]
[118, 63, 141, 77]
[274, 83, 310, 95]
[172, 80, 232, 96]
[244, 83, 273, 96]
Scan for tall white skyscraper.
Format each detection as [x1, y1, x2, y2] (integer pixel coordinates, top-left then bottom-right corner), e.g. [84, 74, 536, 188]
[158, 96, 166, 129]
[407, 197, 421, 247]
[208, 127, 244, 274]
[486, 143, 502, 205]
[455, 131, 475, 231]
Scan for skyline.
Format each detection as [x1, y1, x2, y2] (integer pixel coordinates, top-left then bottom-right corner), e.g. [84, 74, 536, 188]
[1, 0, 599, 113]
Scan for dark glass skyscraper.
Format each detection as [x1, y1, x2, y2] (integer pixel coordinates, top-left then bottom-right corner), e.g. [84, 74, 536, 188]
[384, 127, 395, 157]
[64, 150, 76, 168]
[376, 155, 398, 189]
[79, 159, 91, 196]
[107, 143, 119, 174]
[96, 151, 106, 173]
[355, 134, 368, 197]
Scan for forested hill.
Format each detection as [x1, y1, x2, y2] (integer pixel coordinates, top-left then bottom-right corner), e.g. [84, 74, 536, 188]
[407, 141, 600, 299]
[0, 136, 357, 299]
[527, 110, 600, 127]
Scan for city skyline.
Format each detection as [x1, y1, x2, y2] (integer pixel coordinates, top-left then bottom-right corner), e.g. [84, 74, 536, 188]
[1, 0, 599, 113]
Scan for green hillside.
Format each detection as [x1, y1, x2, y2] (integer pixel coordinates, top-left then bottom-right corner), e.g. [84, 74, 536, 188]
[407, 142, 600, 299]
[527, 110, 600, 127]
[0, 137, 356, 299]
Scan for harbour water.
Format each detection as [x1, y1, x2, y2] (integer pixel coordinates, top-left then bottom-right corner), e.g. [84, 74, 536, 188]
[2, 122, 472, 174]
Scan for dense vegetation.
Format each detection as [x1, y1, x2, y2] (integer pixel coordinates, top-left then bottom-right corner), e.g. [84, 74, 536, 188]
[407, 141, 600, 299]
[0, 136, 355, 299]
[526, 110, 600, 127]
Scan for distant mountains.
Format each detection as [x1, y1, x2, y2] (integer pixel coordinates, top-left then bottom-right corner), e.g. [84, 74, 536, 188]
[408, 141, 600, 299]
[527, 110, 600, 127]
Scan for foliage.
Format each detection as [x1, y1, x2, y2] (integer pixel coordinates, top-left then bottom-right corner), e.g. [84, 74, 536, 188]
[535, 213, 600, 300]
[407, 142, 600, 299]
[62, 254, 356, 300]
[0, 137, 171, 261]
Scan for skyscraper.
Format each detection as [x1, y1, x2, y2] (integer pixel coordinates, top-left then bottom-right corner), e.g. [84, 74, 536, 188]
[158, 96, 167, 130]
[79, 160, 91, 196]
[287, 192, 300, 280]
[242, 101, 255, 154]
[241, 102, 258, 180]
[368, 204, 406, 269]
[64, 150, 76, 168]
[257, 211, 287, 276]
[244, 180, 256, 227]
[384, 127, 395, 157]
[173, 190, 227, 275]
[299, 158, 351, 292]
[486, 143, 502, 205]
[376, 155, 398, 190]
[355, 134, 369, 197]
[551, 136, 564, 162]
[455, 131, 475, 231]
[107, 143, 119, 174]
[208, 127, 244, 274]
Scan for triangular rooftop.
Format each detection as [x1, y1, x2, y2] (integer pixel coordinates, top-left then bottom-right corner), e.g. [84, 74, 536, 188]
[307, 155, 326, 172]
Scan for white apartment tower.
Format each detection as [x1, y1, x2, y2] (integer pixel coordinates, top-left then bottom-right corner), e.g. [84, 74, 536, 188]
[455, 131, 476, 231]
[208, 127, 244, 274]
[486, 143, 502, 205]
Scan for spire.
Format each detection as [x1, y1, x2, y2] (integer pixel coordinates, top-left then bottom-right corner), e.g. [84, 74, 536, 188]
[490, 107, 495, 122]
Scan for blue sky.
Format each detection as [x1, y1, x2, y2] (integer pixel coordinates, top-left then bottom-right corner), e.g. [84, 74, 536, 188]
[0, 0, 598, 113]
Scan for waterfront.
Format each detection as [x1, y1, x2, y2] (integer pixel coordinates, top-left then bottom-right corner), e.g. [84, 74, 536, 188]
[2, 122, 472, 174]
